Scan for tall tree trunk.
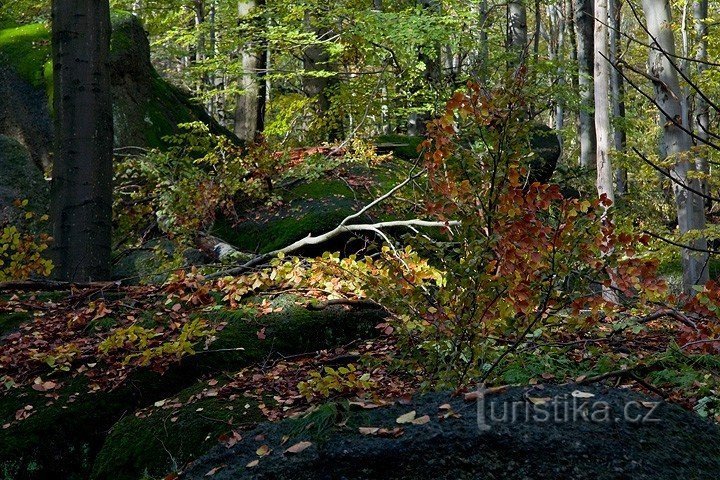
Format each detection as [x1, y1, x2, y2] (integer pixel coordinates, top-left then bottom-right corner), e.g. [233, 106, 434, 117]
[194, 0, 208, 95]
[234, 0, 267, 142]
[50, 0, 114, 282]
[477, 0, 490, 85]
[409, 0, 442, 136]
[508, 0, 528, 65]
[693, 0, 710, 206]
[594, 0, 614, 202]
[642, 0, 708, 292]
[609, 0, 627, 194]
[575, 0, 596, 169]
[548, 1, 566, 130]
[302, 12, 338, 139]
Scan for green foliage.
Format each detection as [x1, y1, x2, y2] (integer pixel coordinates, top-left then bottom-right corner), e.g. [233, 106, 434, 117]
[114, 123, 259, 244]
[0, 201, 52, 282]
[298, 363, 375, 401]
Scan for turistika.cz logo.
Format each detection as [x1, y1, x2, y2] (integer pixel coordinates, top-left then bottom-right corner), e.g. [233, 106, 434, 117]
[474, 386, 662, 432]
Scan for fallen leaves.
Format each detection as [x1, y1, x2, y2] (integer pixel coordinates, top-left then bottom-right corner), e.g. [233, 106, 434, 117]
[358, 426, 403, 438]
[395, 410, 416, 424]
[395, 410, 430, 425]
[284, 441, 312, 454]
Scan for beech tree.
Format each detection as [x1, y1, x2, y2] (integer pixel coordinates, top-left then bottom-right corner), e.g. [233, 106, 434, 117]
[50, 0, 114, 281]
[575, 0, 596, 170]
[594, 0, 614, 202]
[642, 0, 708, 292]
[234, 0, 267, 142]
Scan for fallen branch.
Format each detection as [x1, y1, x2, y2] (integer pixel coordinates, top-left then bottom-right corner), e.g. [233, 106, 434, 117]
[204, 169, 459, 280]
[305, 298, 382, 311]
[0, 280, 122, 293]
[205, 219, 458, 279]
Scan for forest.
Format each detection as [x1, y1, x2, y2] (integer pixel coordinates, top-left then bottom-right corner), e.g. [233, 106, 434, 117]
[0, 0, 720, 478]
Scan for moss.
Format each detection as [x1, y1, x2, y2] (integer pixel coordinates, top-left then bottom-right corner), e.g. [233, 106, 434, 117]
[0, 304, 383, 478]
[213, 197, 358, 254]
[0, 23, 50, 88]
[374, 135, 424, 160]
[91, 382, 264, 480]
[0, 311, 32, 336]
[109, 10, 136, 56]
[142, 75, 195, 148]
[287, 179, 354, 201]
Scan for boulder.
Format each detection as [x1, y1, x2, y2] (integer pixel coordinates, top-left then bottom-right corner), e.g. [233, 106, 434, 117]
[181, 384, 720, 480]
[0, 303, 385, 479]
[0, 135, 48, 222]
[0, 11, 237, 173]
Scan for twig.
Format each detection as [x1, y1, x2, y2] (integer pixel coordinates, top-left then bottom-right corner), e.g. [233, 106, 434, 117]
[0, 280, 123, 292]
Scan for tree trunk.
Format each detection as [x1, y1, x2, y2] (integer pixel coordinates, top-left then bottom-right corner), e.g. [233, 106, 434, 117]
[302, 12, 338, 139]
[594, 0, 614, 202]
[50, 0, 114, 282]
[693, 0, 710, 206]
[234, 0, 267, 142]
[609, 0, 627, 194]
[575, 0, 596, 169]
[548, 1, 566, 130]
[642, 0, 708, 292]
[508, 0, 528, 65]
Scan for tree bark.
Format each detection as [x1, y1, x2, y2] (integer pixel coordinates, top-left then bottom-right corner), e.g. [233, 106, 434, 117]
[642, 0, 708, 292]
[693, 0, 710, 206]
[594, 0, 614, 202]
[548, 1, 566, 130]
[302, 11, 338, 140]
[508, 0, 528, 65]
[234, 0, 267, 142]
[575, 0, 596, 169]
[609, 0, 627, 194]
[50, 0, 114, 282]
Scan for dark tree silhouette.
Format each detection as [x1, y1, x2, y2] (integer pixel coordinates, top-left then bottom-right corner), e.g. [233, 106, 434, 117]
[50, 0, 114, 281]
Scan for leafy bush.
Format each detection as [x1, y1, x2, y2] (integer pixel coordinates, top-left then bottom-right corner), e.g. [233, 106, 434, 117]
[0, 200, 52, 281]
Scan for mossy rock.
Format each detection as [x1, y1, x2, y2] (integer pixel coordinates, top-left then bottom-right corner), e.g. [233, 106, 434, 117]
[0, 304, 384, 479]
[213, 196, 366, 255]
[374, 135, 424, 160]
[0, 135, 48, 222]
[182, 385, 720, 480]
[91, 381, 264, 480]
[0, 11, 238, 172]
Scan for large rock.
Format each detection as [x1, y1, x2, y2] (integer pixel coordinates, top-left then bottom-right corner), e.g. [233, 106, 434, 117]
[0, 135, 48, 222]
[0, 11, 236, 173]
[181, 384, 720, 480]
[0, 303, 385, 479]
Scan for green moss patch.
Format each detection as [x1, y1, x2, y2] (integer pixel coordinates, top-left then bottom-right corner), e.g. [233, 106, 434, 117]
[0, 23, 49, 88]
[91, 381, 264, 480]
[0, 304, 384, 479]
[374, 135, 424, 160]
[213, 197, 360, 254]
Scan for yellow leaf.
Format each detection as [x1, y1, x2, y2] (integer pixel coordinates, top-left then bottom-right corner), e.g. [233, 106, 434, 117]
[284, 441, 312, 454]
[396, 410, 416, 424]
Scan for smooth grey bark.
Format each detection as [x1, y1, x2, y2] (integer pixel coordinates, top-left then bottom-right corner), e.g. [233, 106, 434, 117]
[594, 0, 614, 202]
[693, 0, 710, 204]
[547, 1, 566, 130]
[642, 0, 708, 292]
[50, 0, 114, 281]
[609, 0, 627, 194]
[508, 0, 528, 64]
[234, 0, 267, 141]
[575, 0, 596, 169]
